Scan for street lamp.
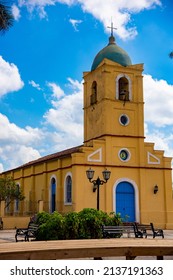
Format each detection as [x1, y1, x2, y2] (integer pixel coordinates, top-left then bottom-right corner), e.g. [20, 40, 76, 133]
[86, 168, 111, 210]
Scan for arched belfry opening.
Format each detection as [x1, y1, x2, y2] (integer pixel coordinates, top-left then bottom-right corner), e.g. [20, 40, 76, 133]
[118, 77, 129, 101]
[90, 81, 97, 105]
[115, 74, 132, 102]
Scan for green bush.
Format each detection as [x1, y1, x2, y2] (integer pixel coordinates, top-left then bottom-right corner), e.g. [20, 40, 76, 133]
[36, 211, 65, 240]
[64, 212, 80, 239]
[36, 211, 51, 225]
[78, 208, 107, 239]
[35, 208, 122, 241]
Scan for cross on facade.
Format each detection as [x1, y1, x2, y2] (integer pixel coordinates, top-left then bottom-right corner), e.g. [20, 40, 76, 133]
[107, 21, 117, 37]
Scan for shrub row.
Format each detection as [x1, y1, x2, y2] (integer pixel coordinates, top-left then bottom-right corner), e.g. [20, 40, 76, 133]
[35, 208, 122, 240]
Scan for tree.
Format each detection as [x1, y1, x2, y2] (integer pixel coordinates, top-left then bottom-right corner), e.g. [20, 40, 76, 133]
[0, 177, 25, 208]
[0, 1, 14, 34]
[169, 52, 173, 59]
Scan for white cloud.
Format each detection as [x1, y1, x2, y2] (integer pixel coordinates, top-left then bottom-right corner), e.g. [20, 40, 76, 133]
[29, 80, 42, 91]
[0, 144, 41, 171]
[44, 78, 83, 147]
[12, 4, 21, 20]
[0, 113, 44, 170]
[144, 74, 173, 127]
[0, 114, 44, 144]
[0, 56, 24, 97]
[47, 82, 65, 100]
[0, 78, 83, 171]
[143, 74, 173, 159]
[144, 126, 173, 160]
[17, 0, 161, 39]
[69, 19, 82, 31]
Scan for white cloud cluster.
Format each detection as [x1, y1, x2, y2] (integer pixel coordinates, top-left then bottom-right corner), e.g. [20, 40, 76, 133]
[0, 56, 24, 97]
[16, 0, 161, 39]
[48, 82, 65, 100]
[143, 74, 173, 158]
[29, 80, 42, 91]
[144, 74, 173, 127]
[44, 78, 83, 146]
[0, 77, 83, 171]
[0, 113, 43, 171]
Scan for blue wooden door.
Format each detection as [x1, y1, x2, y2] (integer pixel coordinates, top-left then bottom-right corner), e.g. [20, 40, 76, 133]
[116, 181, 135, 222]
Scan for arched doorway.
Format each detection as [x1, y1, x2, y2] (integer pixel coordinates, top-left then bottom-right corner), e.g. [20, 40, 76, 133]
[51, 177, 56, 213]
[116, 181, 135, 222]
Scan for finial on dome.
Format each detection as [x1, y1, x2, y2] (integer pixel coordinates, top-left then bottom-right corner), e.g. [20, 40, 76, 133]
[107, 20, 117, 45]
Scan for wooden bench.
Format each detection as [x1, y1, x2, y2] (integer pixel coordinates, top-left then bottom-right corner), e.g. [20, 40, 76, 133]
[15, 222, 39, 242]
[102, 224, 142, 238]
[0, 217, 3, 230]
[134, 222, 164, 238]
[0, 239, 172, 260]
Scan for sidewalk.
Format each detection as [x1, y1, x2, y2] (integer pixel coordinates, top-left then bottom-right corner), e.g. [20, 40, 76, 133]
[1, 229, 173, 243]
[0, 230, 16, 243]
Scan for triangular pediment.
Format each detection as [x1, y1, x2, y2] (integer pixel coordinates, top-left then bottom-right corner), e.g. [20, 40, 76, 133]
[87, 148, 102, 162]
[147, 152, 160, 164]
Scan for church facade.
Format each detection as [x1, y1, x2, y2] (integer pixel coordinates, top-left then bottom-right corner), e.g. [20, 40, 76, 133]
[1, 33, 173, 229]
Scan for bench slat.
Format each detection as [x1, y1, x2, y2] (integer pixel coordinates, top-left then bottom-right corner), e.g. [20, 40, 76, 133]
[0, 239, 172, 260]
[102, 224, 139, 238]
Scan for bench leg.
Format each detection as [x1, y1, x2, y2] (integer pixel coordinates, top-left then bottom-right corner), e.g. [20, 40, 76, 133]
[157, 256, 163, 260]
[126, 256, 136, 260]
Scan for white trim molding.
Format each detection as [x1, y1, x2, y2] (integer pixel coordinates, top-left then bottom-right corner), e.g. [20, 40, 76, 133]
[87, 148, 102, 162]
[147, 152, 160, 165]
[116, 74, 132, 100]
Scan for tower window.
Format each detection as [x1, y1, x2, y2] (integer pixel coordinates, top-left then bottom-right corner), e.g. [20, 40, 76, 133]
[119, 114, 129, 126]
[90, 81, 97, 105]
[118, 77, 129, 101]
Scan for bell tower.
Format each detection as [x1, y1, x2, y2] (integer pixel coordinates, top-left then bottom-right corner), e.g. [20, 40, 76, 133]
[83, 33, 144, 146]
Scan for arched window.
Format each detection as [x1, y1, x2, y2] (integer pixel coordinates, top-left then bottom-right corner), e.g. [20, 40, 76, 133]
[90, 81, 97, 105]
[50, 177, 56, 213]
[118, 77, 129, 101]
[65, 175, 72, 204]
[116, 74, 132, 101]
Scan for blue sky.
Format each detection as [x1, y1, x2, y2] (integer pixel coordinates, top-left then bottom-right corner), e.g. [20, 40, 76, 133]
[0, 0, 173, 172]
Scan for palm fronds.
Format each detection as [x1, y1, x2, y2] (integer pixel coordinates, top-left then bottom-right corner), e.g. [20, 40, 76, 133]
[0, 2, 14, 34]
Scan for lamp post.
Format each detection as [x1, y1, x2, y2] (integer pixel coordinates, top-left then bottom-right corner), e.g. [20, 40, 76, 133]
[86, 168, 111, 210]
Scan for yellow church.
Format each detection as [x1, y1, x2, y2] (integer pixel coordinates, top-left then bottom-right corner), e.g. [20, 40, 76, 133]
[1, 30, 173, 229]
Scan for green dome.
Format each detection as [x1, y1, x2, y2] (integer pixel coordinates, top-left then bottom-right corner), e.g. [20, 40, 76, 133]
[91, 36, 132, 71]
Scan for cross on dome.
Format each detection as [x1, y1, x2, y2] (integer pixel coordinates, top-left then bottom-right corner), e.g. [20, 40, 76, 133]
[107, 21, 117, 37]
